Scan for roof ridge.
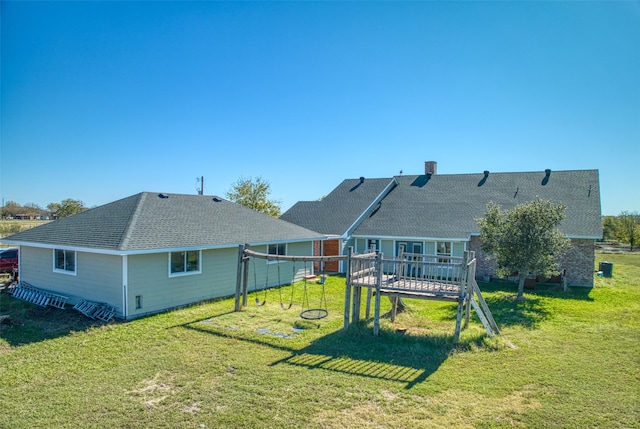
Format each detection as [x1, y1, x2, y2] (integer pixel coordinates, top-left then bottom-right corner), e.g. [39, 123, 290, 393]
[119, 193, 146, 251]
[392, 168, 599, 178]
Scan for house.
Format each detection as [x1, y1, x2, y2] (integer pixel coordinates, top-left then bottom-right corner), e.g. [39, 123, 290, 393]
[3, 192, 325, 319]
[281, 162, 602, 287]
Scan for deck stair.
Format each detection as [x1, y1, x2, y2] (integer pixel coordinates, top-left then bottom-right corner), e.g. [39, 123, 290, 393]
[467, 279, 500, 337]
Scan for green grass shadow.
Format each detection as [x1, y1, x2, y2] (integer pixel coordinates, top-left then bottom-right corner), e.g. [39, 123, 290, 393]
[176, 306, 495, 390]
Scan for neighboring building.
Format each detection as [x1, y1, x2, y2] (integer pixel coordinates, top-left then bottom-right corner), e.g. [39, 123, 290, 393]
[3, 192, 325, 319]
[281, 162, 602, 287]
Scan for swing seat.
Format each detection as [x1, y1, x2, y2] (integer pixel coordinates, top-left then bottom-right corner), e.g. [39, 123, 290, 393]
[300, 308, 328, 320]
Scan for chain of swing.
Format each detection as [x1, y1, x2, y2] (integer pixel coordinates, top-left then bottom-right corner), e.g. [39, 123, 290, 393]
[251, 254, 328, 320]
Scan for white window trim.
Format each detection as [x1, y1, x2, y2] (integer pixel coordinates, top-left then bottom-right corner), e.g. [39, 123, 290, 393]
[267, 243, 287, 264]
[53, 249, 77, 276]
[168, 250, 202, 277]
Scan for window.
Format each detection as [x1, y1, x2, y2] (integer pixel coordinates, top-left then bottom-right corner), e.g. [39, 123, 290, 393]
[268, 243, 286, 256]
[54, 249, 76, 275]
[267, 243, 286, 263]
[367, 239, 380, 252]
[169, 250, 201, 276]
[437, 241, 451, 262]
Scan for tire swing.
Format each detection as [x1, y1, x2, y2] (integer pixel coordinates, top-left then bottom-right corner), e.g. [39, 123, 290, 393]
[300, 260, 328, 320]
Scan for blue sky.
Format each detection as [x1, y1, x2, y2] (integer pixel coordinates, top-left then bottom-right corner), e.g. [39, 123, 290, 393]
[1, 1, 638, 216]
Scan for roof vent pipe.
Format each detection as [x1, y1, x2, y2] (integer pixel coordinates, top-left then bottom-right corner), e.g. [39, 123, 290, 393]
[359, 176, 365, 183]
[425, 161, 437, 176]
[542, 169, 551, 186]
[478, 170, 490, 187]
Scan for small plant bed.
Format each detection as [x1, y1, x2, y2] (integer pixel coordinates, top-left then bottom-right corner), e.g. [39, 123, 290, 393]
[1, 255, 639, 428]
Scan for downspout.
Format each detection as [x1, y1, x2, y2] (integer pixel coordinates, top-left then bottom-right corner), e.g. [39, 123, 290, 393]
[122, 255, 128, 319]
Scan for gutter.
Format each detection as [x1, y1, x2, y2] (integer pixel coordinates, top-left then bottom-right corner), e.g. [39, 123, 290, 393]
[2, 235, 330, 257]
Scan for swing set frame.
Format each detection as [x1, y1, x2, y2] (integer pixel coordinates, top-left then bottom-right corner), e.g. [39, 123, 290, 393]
[235, 244, 346, 316]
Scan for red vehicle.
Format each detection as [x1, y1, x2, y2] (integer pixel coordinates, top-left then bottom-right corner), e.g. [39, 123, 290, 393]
[0, 248, 19, 274]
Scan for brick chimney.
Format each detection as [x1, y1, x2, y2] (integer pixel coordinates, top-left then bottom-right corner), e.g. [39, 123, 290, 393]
[425, 161, 437, 176]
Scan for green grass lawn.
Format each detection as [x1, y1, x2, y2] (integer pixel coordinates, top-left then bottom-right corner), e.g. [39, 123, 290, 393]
[1, 253, 639, 428]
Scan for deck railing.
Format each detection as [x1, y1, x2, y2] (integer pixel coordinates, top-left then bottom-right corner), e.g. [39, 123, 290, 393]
[350, 251, 466, 294]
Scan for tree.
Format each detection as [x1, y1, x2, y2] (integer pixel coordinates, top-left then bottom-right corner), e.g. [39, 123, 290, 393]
[477, 199, 571, 300]
[47, 202, 60, 218]
[616, 211, 640, 251]
[55, 199, 87, 218]
[225, 177, 282, 217]
[602, 216, 619, 242]
[24, 202, 45, 218]
[1, 201, 21, 219]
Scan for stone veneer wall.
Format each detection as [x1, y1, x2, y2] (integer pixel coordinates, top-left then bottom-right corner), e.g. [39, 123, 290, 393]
[468, 236, 595, 287]
[468, 236, 496, 280]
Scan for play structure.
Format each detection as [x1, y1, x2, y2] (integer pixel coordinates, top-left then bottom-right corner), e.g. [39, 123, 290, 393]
[235, 244, 498, 341]
[345, 247, 499, 341]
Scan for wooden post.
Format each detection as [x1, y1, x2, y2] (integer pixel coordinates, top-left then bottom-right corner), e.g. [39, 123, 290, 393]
[453, 252, 468, 341]
[465, 251, 475, 328]
[373, 251, 383, 336]
[351, 255, 362, 324]
[344, 247, 353, 330]
[454, 298, 464, 342]
[463, 251, 472, 328]
[242, 244, 250, 307]
[235, 244, 245, 312]
[352, 285, 362, 324]
[393, 246, 407, 312]
[391, 297, 398, 322]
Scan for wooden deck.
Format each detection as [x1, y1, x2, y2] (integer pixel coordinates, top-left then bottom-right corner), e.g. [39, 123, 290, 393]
[382, 277, 461, 301]
[346, 250, 474, 339]
[350, 274, 462, 301]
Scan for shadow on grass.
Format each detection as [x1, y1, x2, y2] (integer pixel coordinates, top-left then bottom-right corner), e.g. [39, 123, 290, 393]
[0, 292, 102, 347]
[480, 280, 595, 302]
[178, 309, 491, 390]
[458, 280, 594, 330]
[268, 326, 469, 389]
[480, 295, 550, 329]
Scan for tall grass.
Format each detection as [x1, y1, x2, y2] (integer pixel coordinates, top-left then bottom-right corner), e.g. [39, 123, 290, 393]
[0, 253, 638, 428]
[0, 219, 49, 242]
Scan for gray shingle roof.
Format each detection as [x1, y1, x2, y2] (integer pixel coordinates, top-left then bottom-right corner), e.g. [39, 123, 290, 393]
[4, 192, 325, 252]
[280, 178, 395, 236]
[354, 170, 602, 239]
